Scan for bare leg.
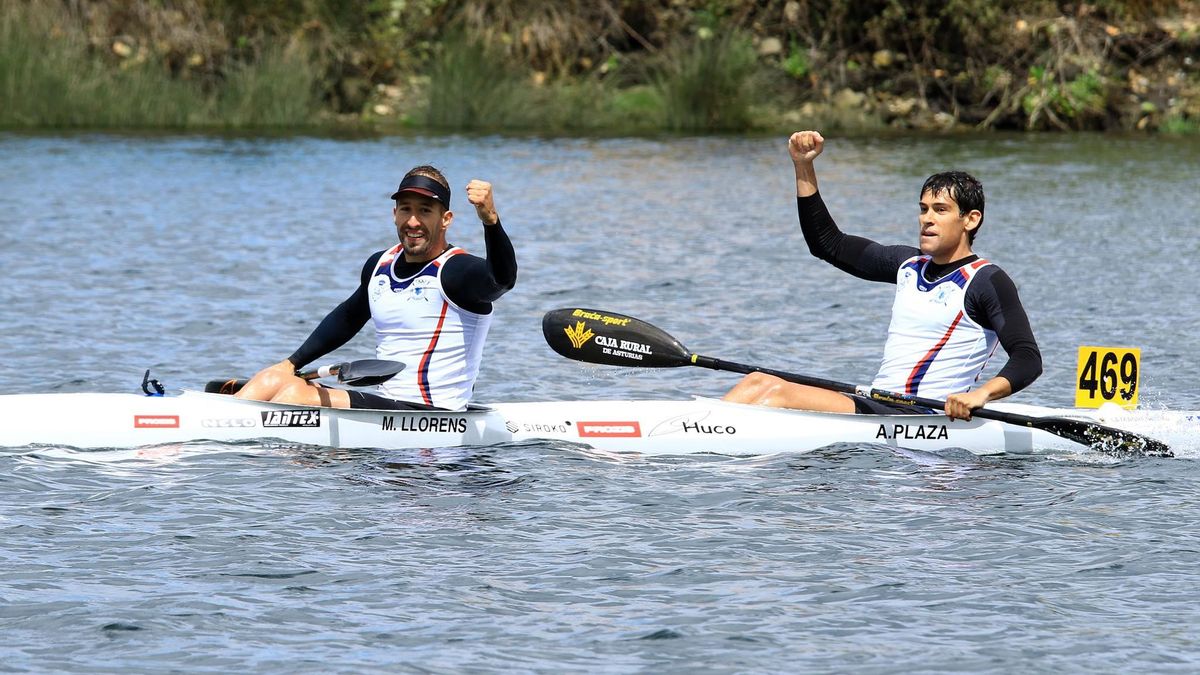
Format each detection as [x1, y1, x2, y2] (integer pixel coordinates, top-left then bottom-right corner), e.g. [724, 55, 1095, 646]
[234, 360, 351, 408]
[722, 372, 856, 413]
[273, 380, 351, 408]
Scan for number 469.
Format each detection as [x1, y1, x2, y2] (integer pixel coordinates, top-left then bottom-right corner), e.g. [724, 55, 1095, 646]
[1075, 346, 1140, 409]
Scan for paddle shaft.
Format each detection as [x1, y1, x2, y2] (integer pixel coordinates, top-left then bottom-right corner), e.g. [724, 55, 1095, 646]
[694, 354, 1037, 427]
[298, 364, 339, 381]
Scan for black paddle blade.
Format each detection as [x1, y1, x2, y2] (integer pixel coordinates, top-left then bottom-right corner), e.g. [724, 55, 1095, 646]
[333, 359, 406, 386]
[542, 308, 692, 368]
[1033, 417, 1173, 458]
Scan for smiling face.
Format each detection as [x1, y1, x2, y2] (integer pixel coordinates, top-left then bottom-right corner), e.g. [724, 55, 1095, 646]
[394, 193, 452, 262]
[918, 187, 981, 264]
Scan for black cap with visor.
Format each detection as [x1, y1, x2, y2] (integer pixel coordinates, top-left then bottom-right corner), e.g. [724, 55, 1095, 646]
[390, 174, 451, 208]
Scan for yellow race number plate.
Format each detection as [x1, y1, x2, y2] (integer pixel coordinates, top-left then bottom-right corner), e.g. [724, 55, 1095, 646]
[1075, 346, 1140, 409]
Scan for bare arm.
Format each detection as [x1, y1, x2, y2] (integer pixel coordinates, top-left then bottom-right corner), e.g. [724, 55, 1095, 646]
[789, 130, 824, 198]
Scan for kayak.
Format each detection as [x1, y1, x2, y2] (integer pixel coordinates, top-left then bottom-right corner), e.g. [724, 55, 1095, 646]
[0, 390, 1192, 457]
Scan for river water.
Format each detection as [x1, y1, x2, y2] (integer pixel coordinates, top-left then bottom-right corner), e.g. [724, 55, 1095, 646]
[1, 131, 1199, 672]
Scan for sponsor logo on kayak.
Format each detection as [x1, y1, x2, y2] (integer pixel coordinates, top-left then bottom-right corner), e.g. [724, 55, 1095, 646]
[202, 418, 257, 428]
[593, 335, 652, 361]
[520, 422, 570, 434]
[578, 421, 641, 438]
[380, 415, 468, 433]
[647, 413, 735, 436]
[134, 415, 179, 429]
[875, 423, 949, 440]
[261, 409, 321, 428]
[681, 422, 736, 434]
[564, 321, 595, 349]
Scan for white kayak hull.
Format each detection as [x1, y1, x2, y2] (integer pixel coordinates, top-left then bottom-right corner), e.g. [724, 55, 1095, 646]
[2, 390, 1192, 456]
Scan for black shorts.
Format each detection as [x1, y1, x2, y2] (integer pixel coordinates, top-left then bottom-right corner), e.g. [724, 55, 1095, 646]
[346, 390, 447, 411]
[849, 394, 936, 416]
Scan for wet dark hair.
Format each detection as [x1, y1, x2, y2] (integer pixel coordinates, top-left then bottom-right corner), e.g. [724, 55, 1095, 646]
[921, 171, 985, 243]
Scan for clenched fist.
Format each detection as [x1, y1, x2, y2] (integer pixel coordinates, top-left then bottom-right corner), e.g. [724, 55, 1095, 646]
[466, 179, 499, 226]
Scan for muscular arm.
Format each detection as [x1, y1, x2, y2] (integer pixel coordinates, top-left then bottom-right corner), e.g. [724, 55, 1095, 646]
[441, 221, 518, 314]
[286, 252, 380, 369]
[964, 267, 1042, 393]
[798, 193, 919, 282]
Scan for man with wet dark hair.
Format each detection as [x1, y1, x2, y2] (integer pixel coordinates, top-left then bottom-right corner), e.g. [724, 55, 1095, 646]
[724, 131, 1040, 421]
[235, 165, 517, 411]
[922, 171, 985, 243]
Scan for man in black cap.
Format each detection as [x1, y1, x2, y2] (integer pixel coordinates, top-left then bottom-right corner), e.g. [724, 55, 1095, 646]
[235, 165, 517, 411]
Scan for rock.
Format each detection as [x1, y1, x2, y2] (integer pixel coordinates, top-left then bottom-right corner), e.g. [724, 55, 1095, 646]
[872, 50, 894, 69]
[758, 37, 783, 56]
[887, 97, 918, 117]
[376, 84, 402, 100]
[784, 1, 801, 24]
[1128, 70, 1150, 95]
[834, 88, 865, 109]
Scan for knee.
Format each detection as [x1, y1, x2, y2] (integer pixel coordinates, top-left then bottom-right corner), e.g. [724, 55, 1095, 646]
[725, 371, 784, 403]
[742, 371, 784, 395]
[273, 381, 318, 405]
[251, 368, 293, 392]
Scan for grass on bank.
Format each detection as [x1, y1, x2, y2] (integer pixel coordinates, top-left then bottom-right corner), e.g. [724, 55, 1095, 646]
[421, 33, 667, 133]
[654, 31, 758, 132]
[0, 1, 323, 130]
[418, 31, 834, 135]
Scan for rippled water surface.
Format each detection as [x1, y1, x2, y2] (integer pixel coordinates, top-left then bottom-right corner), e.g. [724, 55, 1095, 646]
[2, 131, 1199, 672]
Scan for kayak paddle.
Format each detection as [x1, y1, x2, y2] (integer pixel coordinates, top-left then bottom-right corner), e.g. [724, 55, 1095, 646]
[542, 307, 1172, 458]
[204, 358, 406, 395]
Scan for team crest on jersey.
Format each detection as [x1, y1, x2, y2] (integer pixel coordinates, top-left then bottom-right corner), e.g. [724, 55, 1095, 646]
[404, 276, 438, 302]
[370, 276, 389, 301]
[932, 284, 954, 305]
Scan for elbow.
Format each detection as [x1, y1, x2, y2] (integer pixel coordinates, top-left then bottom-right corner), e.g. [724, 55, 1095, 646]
[805, 243, 833, 263]
[1028, 350, 1044, 382]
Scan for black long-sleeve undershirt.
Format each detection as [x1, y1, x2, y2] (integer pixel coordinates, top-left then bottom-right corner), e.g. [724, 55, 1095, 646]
[797, 193, 1042, 393]
[287, 222, 517, 369]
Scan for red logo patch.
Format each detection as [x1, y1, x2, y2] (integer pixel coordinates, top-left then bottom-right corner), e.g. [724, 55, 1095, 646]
[577, 421, 642, 438]
[134, 415, 180, 429]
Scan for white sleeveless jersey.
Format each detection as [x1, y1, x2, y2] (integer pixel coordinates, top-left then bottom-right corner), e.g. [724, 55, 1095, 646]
[871, 256, 999, 399]
[367, 244, 493, 410]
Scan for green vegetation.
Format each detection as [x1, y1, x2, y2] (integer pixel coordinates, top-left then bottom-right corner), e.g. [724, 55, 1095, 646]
[1, 0, 1196, 134]
[0, 1, 322, 129]
[655, 31, 758, 132]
